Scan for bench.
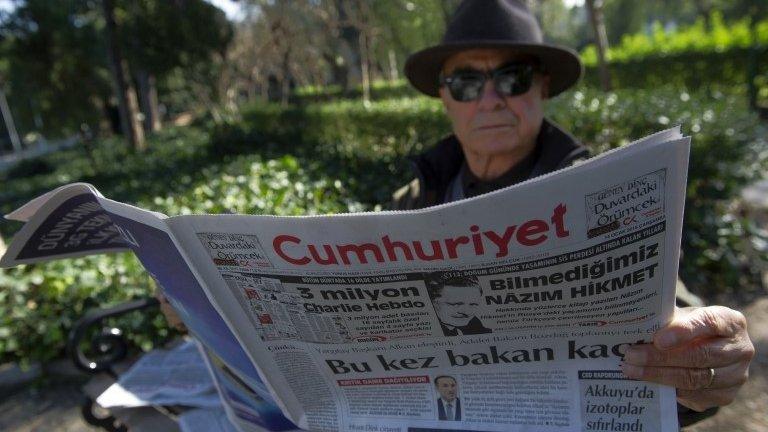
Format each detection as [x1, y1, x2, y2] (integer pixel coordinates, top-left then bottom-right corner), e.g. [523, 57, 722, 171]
[66, 296, 183, 432]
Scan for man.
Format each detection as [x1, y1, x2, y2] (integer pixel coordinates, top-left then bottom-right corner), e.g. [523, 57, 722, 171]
[426, 273, 491, 336]
[435, 375, 462, 421]
[395, 0, 754, 424]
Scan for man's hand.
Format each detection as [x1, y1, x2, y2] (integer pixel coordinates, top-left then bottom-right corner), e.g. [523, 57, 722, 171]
[621, 306, 755, 412]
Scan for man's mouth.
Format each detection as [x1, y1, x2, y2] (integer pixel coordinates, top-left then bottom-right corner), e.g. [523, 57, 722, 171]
[476, 124, 512, 130]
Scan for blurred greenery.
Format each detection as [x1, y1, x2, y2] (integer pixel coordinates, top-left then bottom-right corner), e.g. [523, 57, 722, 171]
[0, 0, 766, 371]
[579, 13, 768, 103]
[0, 126, 367, 365]
[582, 13, 768, 64]
[0, 0, 232, 139]
[1, 86, 766, 365]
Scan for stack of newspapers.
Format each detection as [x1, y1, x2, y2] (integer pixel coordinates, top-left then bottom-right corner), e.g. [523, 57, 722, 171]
[1, 127, 690, 432]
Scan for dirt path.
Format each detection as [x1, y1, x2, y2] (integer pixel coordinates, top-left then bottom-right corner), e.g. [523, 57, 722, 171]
[0, 379, 99, 432]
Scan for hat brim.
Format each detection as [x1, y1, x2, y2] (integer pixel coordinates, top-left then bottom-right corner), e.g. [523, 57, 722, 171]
[405, 41, 583, 98]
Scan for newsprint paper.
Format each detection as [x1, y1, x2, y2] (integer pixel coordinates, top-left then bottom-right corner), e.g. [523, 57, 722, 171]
[1, 127, 690, 432]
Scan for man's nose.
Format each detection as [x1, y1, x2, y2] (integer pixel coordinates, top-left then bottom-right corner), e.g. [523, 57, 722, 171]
[477, 78, 505, 110]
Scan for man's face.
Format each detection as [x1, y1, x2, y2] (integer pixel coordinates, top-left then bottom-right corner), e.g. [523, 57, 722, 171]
[436, 377, 457, 402]
[439, 48, 549, 165]
[433, 284, 482, 328]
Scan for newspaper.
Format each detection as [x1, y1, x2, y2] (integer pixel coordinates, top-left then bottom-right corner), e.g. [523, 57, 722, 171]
[1, 126, 690, 432]
[179, 408, 241, 432]
[197, 340, 301, 432]
[96, 339, 221, 409]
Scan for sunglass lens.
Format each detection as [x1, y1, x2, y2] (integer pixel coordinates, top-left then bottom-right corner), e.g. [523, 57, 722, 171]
[443, 64, 534, 101]
[495, 66, 533, 97]
[448, 74, 484, 102]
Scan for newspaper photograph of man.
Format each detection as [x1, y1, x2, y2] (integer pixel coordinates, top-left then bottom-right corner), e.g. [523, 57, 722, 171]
[426, 272, 492, 336]
[434, 375, 462, 421]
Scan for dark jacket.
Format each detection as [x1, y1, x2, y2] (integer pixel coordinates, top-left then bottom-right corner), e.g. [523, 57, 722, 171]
[437, 397, 462, 421]
[391, 118, 589, 210]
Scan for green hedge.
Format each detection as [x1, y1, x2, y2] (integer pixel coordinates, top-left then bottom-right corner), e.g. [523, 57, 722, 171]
[291, 57, 768, 106]
[583, 47, 768, 96]
[0, 137, 365, 365]
[581, 14, 768, 65]
[1, 87, 766, 365]
[293, 79, 420, 105]
[580, 14, 768, 100]
[293, 14, 768, 103]
[210, 98, 451, 205]
[0, 127, 215, 238]
[215, 88, 768, 301]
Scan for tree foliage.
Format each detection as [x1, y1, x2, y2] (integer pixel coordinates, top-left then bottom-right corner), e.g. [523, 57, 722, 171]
[1, 86, 765, 365]
[2, 0, 765, 138]
[0, 0, 232, 139]
[1, 0, 110, 136]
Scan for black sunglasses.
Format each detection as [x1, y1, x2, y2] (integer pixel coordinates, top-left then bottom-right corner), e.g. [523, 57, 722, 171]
[439, 63, 537, 102]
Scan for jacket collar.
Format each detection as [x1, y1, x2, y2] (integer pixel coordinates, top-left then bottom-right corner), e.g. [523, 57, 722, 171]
[408, 118, 588, 207]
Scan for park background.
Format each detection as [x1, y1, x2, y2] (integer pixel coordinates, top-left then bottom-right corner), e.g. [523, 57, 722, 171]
[0, 0, 766, 430]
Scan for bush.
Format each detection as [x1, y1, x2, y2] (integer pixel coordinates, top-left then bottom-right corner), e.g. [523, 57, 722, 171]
[290, 15, 768, 102]
[547, 89, 767, 301]
[0, 254, 167, 366]
[211, 97, 451, 205]
[292, 79, 419, 104]
[583, 47, 768, 96]
[217, 88, 768, 302]
[0, 127, 213, 238]
[581, 14, 768, 65]
[3, 158, 56, 180]
[581, 14, 768, 100]
[2, 87, 765, 365]
[0, 144, 364, 365]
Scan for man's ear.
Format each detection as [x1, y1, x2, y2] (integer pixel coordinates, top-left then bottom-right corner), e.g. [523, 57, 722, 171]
[539, 74, 551, 99]
[439, 86, 451, 110]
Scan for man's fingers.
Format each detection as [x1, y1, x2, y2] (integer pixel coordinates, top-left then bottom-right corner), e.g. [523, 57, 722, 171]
[653, 306, 748, 349]
[624, 306, 756, 412]
[620, 361, 749, 390]
[624, 337, 753, 368]
[677, 386, 742, 412]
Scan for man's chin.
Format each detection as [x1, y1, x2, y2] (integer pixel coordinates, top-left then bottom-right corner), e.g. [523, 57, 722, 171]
[467, 137, 521, 156]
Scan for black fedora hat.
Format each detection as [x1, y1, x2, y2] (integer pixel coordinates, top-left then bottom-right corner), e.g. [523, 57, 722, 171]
[405, 0, 582, 98]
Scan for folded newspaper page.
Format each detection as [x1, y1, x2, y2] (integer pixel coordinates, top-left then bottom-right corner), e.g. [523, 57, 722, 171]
[197, 340, 302, 432]
[1, 127, 690, 432]
[96, 339, 220, 409]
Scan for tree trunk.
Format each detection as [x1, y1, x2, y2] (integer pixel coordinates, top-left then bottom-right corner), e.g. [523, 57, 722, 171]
[136, 70, 161, 133]
[280, 78, 290, 107]
[388, 49, 399, 81]
[248, 67, 261, 102]
[323, 51, 348, 90]
[0, 86, 22, 153]
[359, 31, 371, 104]
[335, 0, 362, 94]
[586, 0, 612, 92]
[280, 47, 291, 106]
[102, 0, 145, 151]
[747, 9, 760, 110]
[693, 0, 712, 29]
